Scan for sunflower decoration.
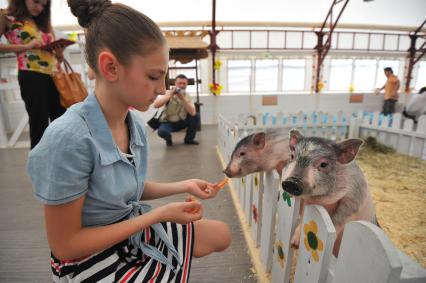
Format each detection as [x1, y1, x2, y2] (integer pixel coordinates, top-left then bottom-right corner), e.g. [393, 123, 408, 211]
[214, 59, 222, 70]
[303, 220, 324, 262]
[275, 240, 286, 268]
[349, 83, 355, 93]
[252, 204, 258, 224]
[241, 177, 245, 187]
[317, 81, 325, 92]
[254, 174, 259, 191]
[209, 83, 223, 95]
[282, 191, 292, 207]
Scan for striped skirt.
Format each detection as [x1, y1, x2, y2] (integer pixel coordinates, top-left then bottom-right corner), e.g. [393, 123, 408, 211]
[50, 222, 194, 283]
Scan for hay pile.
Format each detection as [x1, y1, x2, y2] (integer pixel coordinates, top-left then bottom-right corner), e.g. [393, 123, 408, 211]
[357, 137, 426, 267]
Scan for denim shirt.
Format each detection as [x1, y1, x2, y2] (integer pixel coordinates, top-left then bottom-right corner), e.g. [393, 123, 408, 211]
[27, 93, 181, 271]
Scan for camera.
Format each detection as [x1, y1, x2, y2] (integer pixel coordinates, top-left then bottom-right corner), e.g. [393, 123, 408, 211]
[174, 88, 184, 95]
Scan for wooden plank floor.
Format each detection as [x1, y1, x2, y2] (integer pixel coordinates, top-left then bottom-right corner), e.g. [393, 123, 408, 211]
[0, 124, 256, 282]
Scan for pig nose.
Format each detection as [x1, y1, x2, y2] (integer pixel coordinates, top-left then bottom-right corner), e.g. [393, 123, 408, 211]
[223, 168, 232, 177]
[282, 178, 303, 196]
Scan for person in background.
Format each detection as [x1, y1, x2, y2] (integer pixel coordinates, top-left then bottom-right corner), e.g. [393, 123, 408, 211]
[0, 0, 66, 148]
[27, 0, 231, 281]
[375, 67, 400, 116]
[153, 74, 200, 146]
[403, 86, 426, 123]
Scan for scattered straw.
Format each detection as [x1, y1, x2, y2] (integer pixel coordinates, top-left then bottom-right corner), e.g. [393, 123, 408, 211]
[357, 140, 426, 267]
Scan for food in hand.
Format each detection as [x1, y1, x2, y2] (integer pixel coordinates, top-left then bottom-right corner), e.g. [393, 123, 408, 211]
[215, 177, 229, 190]
[186, 196, 201, 214]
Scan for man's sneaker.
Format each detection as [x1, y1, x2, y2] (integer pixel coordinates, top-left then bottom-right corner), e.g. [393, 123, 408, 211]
[184, 140, 199, 145]
[166, 139, 173, 146]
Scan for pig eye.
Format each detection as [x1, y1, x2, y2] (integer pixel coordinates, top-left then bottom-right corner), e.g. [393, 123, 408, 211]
[239, 152, 246, 157]
[290, 153, 295, 160]
[320, 162, 328, 168]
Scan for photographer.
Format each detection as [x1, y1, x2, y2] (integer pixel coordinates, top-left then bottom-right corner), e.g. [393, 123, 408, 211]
[153, 74, 200, 146]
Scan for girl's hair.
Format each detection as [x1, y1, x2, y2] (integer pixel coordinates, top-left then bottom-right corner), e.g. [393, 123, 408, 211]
[8, 0, 52, 33]
[67, 0, 166, 73]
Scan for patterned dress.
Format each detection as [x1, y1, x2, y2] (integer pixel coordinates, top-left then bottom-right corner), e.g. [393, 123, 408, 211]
[1, 9, 58, 75]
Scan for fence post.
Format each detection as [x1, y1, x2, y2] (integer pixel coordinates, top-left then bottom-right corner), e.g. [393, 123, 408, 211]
[271, 192, 301, 283]
[294, 205, 336, 283]
[260, 170, 280, 272]
[348, 116, 360, 139]
[251, 172, 264, 247]
[334, 221, 402, 283]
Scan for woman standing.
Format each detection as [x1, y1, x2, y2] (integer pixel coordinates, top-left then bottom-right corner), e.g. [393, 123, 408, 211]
[0, 0, 66, 148]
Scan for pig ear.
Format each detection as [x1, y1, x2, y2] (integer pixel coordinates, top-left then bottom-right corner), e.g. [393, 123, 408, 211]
[252, 132, 266, 149]
[289, 129, 303, 151]
[336, 139, 363, 164]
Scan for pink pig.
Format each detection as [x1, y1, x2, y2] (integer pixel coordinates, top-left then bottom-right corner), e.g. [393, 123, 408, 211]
[281, 129, 377, 256]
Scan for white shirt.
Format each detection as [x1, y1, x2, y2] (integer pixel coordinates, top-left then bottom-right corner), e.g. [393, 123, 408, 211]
[406, 92, 426, 118]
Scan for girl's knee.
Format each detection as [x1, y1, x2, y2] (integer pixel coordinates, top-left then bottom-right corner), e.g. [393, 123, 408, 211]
[215, 222, 232, 252]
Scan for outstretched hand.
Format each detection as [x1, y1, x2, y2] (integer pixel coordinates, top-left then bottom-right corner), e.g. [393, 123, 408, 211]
[155, 200, 202, 224]
[186, 179, 218, 199]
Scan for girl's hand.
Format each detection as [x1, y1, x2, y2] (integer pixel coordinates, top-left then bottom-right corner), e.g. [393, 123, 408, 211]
[154, 201, 202, 224]
[25, 39, 42, 50]
[185, 179, 218, 200]
[53, 46, 64, 62]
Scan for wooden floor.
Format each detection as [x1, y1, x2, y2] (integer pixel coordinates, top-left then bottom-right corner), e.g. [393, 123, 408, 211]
[0, 125, 256, 282]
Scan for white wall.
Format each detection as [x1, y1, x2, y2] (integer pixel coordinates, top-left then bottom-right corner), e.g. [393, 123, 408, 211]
[197, 92, 384, 124]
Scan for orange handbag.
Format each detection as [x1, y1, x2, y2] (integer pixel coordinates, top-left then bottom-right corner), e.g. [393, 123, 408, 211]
[52, 59, 88, 108]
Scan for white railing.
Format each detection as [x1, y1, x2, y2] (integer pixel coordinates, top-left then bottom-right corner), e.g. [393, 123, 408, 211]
[349, 112, 426, 160]
[217, 113, 426, 283]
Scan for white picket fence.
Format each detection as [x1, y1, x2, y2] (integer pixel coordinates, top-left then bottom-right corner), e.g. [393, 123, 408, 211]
[349, 112, 426, 160]
[217, 113, 426, 283]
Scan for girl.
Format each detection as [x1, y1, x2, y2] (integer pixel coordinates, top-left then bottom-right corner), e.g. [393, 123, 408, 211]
[0, 0, 66, 148]
[27, 0, 231, 282]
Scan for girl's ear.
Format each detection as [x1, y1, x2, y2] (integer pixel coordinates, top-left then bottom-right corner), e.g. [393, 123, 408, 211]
[98, 51, 119, 82]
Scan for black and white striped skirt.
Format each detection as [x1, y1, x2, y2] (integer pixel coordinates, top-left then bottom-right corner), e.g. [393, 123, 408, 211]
[50, 222, 194, 283]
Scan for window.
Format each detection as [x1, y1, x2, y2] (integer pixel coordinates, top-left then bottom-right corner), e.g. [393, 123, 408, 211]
[329, 59, 353, 91]
[353, 59, 376, 91]
[228, 60, 251, 92]
[375, 60, 399, 88]
[282, 59, 305, 91]
[255, 59, 278, 92]
[415, 61, 426, 91]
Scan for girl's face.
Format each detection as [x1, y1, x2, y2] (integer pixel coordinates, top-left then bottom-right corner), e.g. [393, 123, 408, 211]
[118, 44, 169, 111]
[25, 0, 47, 17]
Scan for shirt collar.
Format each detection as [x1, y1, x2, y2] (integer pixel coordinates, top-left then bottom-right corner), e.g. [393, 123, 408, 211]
[79, 94, 144, 166]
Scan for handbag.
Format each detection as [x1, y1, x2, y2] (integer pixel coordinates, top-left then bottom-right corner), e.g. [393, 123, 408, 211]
[147, 109, 164, 131]
[52, 59, 88, 108]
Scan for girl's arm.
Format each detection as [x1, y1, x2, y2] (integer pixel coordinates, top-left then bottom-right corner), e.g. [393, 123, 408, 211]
[142, 179, 217, 200]
[45, 195, 202, 261]
[0, 14, 41, 53]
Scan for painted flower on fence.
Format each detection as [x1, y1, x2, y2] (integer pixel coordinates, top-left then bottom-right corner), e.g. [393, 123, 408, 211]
[254, 174, 259, 191]
[252, 204, 258, 224]
[214, 59, 222, 70]
[209, 83, 223, 95]
[241, 177, 245, 187]
[275, 240, 286, 268]
[303, 220, 324, 262]
[282, 191, 292, 207]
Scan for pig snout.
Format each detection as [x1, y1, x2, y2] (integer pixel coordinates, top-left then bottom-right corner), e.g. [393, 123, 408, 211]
[282, 177, 303, 196]
[223, 168, 233, 177]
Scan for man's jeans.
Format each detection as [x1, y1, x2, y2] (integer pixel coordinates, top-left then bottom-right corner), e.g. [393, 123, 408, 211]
[157, 113, 200, 143]
[382, 99, 397, 116]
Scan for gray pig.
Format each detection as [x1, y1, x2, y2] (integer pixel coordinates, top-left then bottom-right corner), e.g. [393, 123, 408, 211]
[223, 129, 290, 178]
[281, 129, 377, 256]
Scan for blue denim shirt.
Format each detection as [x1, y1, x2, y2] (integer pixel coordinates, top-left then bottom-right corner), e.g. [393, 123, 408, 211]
[27, 93, 181, 271]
